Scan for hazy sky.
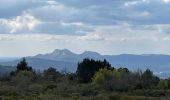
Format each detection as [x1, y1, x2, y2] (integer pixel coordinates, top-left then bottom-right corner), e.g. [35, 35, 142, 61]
[1, 0, 170, 57]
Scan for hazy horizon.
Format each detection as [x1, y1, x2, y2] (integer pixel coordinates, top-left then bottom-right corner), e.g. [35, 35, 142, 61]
[1, 0, 170, 56]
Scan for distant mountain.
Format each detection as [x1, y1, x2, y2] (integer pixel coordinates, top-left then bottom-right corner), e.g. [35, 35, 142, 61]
[34, 49, 79, 62]
[0, 49, 104, 72]
[104, 54, 170, 71]
[1, 49, 170, 78]
[0, 57, 20, 62]
[0, 57, 77, 72]
[34, 49, 103, 62]
[0, 65, 15, 74]
[80, 51, 102, 60]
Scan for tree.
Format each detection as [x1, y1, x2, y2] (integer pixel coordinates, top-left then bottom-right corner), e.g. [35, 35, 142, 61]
[16, 58, 32, 72]
[141, 69, 160, 88]
[76, 58, 113, 83]
[10, 58, 32, 76]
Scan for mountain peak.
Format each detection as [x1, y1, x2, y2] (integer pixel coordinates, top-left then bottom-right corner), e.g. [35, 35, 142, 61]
[80, 51, 101, 59]
[52, 49, 75, 56]
[82, 51, 100, 55]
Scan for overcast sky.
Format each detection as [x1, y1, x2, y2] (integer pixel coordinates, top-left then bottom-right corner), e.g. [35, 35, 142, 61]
[1, 0, 170, 57]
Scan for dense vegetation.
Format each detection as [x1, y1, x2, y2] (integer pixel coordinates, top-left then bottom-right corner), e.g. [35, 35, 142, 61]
[0, 58, 170, 100]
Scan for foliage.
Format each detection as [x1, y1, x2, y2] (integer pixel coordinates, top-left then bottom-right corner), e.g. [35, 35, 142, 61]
[158, 80, 168, 89]
[168, 77, 170, 89]
[16, 58, 32, 72]
[92, 68, 115, 91]
[43, 67, 61, 82]
[141, 69, 160, 88]
[16, 70, 34, 78]
[76, 58, 113, 83]
[0, 58, 170, 100]
[10, 58, 33, 76]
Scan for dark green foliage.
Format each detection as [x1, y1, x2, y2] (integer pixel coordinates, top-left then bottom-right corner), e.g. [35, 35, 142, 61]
[168, 77, 170, 89]
[67, 73, 77, 81]
[141, 69, 160, 88]
[76, 58, 113, 83]
[16, 58, 32, 72]
[43, 67, 62, 81]
[10, 58, 33, 77]
[158, 80, 168, 89]
[45, 84, 57, 90]
[117, 67, 130, 73]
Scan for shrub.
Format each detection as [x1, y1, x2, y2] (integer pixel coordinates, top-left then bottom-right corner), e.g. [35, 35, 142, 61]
[43, 67, 61, 82]
[92, 68, 115, 91]
[158, 80, 168, 89]
[16, 70, 34, 78]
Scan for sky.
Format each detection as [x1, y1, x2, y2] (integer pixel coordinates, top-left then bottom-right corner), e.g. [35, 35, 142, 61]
[1, 0, 170, 57]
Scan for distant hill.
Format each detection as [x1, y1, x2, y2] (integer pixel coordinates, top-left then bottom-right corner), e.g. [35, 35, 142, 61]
[0, 65, 15, 74]
[34, 49, 102, 62]
[0, 57, 20, 62]
[0, 57, 77, 72]
[1, 49, 170, 78]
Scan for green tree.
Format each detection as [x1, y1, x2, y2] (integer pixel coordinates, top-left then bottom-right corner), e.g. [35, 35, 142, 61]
[141, 69, 160, 88]
[16, 58, 32, 72]
[76, 58, 113, 83]
[10, 58, 32, 76]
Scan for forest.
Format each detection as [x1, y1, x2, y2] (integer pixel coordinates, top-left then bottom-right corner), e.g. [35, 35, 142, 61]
[0, 58, 170, 100]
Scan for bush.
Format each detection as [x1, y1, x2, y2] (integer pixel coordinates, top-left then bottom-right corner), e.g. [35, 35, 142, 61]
[43, 67, 61, 82]
[92, 68, 115, 91]
[16, 70, 34, 78]
[158, 80, 168, 89]
[92, 68, 132, 91]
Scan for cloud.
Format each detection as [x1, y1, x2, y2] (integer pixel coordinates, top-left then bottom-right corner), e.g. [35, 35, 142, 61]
[1, 22, 170, 51]
[0, 0, 48, 18]
[1, 0, 170, 56]
[77, 33, 104, 41]
[162, 0, 170, 3]
[1, 0, 170, 34]
[61, 22, 84, 26]
[124, 0, 148, 7]
[0, 13, 40, 33]
[1, 22, 170, 56]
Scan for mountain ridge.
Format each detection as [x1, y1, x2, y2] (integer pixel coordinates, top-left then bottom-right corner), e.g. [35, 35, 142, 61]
[1, 49, 170, 78]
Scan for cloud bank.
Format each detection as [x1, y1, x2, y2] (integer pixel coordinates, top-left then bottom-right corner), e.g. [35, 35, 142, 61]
[1, 0, 170, 56]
